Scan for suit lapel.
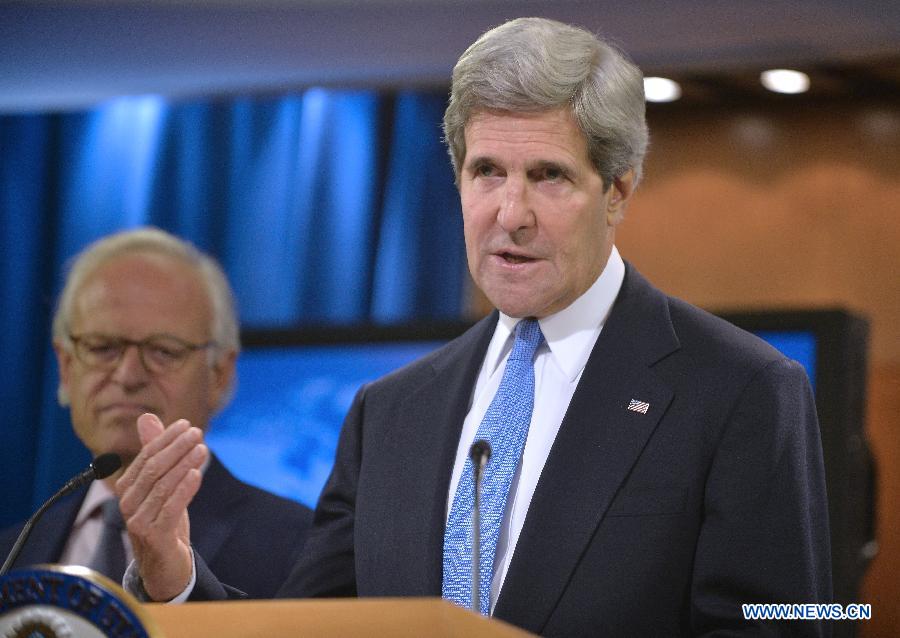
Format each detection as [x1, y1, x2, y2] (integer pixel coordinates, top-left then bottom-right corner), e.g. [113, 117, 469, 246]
[494, 265, 680, 633]
[188, 455, 243, 566]
[380, 313, 497, 596]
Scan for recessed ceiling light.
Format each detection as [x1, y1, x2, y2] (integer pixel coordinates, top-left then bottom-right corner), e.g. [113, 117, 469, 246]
[644, 77, 682, 103]
[760, 69, 810, 94]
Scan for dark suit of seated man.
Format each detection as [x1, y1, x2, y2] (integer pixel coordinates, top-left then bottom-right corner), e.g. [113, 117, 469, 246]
[116, 18, 832, 636]
[0, 228, 311, 599]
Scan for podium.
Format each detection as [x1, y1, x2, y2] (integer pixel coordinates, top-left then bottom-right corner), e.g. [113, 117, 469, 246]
[146, 598, 535, 637]
[1, 566, 534, 637]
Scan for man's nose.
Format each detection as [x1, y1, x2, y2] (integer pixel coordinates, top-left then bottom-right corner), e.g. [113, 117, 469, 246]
[111, 344, 150, 388]
[497, 176, 535, 233]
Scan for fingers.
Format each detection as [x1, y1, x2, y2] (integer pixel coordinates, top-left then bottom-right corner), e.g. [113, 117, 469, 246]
[116, 417, 201, 508]
[137, 412, 165, 445]
[114, 413, 206, 544]
[154, 467, 203, 532]
[126, 448, 207, 532]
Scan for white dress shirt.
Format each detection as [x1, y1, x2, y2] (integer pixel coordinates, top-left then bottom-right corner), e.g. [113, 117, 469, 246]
[445, 246, 625, 614]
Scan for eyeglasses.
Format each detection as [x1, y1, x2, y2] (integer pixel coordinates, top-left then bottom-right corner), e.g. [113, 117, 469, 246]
[68, 333, 217, 375]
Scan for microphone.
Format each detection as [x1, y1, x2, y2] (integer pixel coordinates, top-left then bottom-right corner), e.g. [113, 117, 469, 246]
[469, 439, 492, 614]
[63, 452, 122, 491]
[1, 453, 122, 575]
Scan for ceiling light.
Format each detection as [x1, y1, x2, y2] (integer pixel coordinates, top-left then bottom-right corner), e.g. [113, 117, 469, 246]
[760, 69, 810, 94]
[644, 77, 682, 103]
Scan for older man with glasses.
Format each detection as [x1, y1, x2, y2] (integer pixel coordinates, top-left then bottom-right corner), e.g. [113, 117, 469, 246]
[0, 228, 312, 599]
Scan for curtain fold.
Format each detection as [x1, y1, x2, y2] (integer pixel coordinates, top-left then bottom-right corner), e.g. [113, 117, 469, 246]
[0, 88, 465, 526]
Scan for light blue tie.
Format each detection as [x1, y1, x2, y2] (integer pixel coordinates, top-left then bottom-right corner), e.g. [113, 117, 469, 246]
[442, 319, 544, 615]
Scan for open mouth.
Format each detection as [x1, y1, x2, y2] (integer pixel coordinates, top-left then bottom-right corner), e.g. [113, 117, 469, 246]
[499, 252, 535, 264]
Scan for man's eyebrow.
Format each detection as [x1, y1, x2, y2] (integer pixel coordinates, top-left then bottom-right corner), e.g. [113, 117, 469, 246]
[464, 154, 496, 170]
[526, 159, 576, 176]
[529, 159, 571, 171]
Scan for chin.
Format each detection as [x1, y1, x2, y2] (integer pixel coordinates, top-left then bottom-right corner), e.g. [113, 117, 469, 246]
[492, 299, 543, 319]
[480, 274, 559, 318]
[98, 434, 142, 464]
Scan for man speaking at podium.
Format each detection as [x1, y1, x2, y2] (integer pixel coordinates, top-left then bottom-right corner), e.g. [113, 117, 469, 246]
[119, 18, 832, 636]
[0, 228, 311, 599]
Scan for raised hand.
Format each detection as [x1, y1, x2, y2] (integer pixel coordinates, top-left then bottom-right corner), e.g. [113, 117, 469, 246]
[115, 413, 207, 601]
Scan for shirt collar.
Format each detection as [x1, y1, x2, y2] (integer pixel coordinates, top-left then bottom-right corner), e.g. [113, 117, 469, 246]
[486, 245, 625, 382]
[73, 478, 117, 527]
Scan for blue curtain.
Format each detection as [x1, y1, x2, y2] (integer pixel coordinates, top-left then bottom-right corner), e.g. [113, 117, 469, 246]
[0, 89, 466, 527]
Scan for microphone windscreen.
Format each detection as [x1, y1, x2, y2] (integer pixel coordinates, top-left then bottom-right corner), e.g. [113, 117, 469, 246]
[91, 453, 123, 479]
[469, 439, 492, 462]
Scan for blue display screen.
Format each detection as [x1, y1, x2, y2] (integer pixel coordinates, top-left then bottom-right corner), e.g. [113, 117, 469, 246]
[207, 330, 818, 508]
[755, 330, 817, 390]
[207, 342, 444, 507]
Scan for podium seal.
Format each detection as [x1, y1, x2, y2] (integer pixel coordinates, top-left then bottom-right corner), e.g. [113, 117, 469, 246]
[0, 565, 160, 638]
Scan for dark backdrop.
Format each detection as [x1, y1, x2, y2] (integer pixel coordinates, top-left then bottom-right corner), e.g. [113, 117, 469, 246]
[0, 88, 467, 527]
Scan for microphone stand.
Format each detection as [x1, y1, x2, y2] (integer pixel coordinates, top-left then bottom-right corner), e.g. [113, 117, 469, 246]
[1, 488, 71, 575]
[0, 453, 121, 575]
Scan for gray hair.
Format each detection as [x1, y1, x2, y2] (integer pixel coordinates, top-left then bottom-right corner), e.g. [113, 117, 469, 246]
[443, 17, 649, 188]
[52, 227, 241, 405]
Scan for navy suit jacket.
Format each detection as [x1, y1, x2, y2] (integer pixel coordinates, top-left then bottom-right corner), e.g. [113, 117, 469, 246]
[274, 264, 832, 636]
[1, 455, 312, 599]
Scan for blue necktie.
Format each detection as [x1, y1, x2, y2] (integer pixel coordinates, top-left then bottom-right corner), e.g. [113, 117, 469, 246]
[442, 319, 544, 615]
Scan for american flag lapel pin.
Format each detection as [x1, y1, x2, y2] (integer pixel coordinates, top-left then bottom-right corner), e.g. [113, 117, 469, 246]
[627, 398, 650, 414]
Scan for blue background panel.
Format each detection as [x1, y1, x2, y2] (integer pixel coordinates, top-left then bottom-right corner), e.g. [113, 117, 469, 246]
[207, 342, 443, 506]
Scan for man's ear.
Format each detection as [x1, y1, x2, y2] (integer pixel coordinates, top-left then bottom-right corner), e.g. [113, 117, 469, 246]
[606, 168, 635, 226]
[208, 349, 237, 410]
[53, 338, 73, 404]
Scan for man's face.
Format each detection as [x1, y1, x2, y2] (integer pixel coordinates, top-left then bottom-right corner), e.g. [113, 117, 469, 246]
[54, 252, 235, 466]
[460, 107, 633, 318]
